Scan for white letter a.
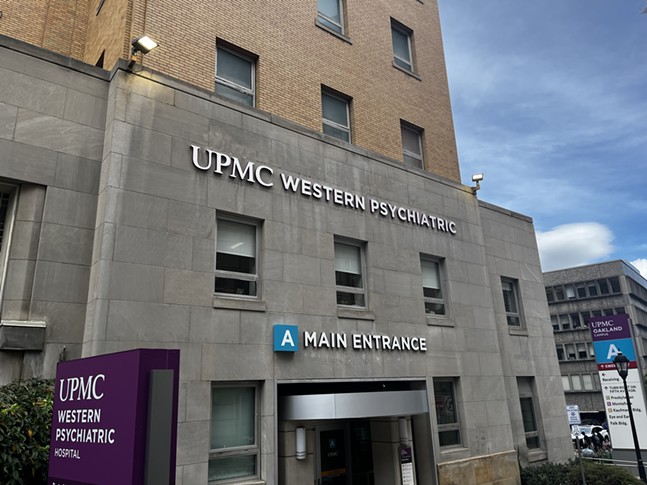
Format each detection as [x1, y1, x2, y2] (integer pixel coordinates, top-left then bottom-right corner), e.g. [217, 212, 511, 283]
[281, 330, 295, 347]
[607, 344, 620, 360]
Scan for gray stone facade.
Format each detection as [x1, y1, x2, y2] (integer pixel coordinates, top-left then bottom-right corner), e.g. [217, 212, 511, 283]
[0, 36, 571, 485]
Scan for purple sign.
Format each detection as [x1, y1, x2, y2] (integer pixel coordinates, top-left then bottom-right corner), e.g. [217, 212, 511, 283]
[588, 314, 631, 342]
[48, 349, 180, 485]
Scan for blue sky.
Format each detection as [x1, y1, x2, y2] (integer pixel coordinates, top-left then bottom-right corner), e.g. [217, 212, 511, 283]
[438, 1, 647, 275]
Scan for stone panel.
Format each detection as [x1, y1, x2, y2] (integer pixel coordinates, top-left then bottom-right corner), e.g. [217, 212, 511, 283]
[114, 225, 193, 269]
[14, 109, 104, 160]
[105, 300, 190, 342]
[37, 223, 94, 265]
[42, 187, 97, 228]
[107, 261, 165, 303]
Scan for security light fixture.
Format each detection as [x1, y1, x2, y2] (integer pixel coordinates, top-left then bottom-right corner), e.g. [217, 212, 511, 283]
[471, 173, 484, 195]
[129, 35, 158, 69]
[613, 352, 629, 379]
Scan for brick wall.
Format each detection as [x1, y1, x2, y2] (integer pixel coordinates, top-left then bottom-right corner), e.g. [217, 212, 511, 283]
[0, 0, 461, 181]
[0, 0, 87, 57]
[84, 0, 129, 68]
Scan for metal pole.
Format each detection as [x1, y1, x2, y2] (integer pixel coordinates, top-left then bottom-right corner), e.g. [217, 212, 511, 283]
[576, 433, 587, 485]
[621, 374, 647, 483]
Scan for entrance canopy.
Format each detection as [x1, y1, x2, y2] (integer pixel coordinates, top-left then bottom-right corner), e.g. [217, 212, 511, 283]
[280, 390, 428, 420]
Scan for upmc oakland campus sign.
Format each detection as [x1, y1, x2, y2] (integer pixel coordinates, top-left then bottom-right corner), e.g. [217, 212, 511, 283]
[589, 314, 647, 450]
[48, 349, 180, 485]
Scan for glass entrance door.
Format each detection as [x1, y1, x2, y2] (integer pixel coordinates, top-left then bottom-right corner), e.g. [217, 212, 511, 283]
[316, 422, 375, 485]
[317, 426, 349, 485]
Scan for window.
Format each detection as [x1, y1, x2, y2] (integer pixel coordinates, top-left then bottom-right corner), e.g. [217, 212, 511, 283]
[501, 277, 522, 326]
[562, 376, 571, 391]
[391, 19, 414, 72]
[216, 45, 255, 106]
[317, 0, 344, 34]
[421, 257, 445, 316]
[565, 285, 576, 299]
[401, 122, 424, 168]
[209, 385, 259, 482]
[609, 277, 621, 293]
[434, 379, 461, 447]
[571, 375, 583, 391]
[215, 218, 259, 297]
[555, 346, 564, 361]
[0, 184, 17, 301]
[565, 344, 576, 360]
[335, 239, 365, 307]
[518, 378, 541, 450]
[322, 89, 351, 142]
[582, 374, 594, 390]
[571, 313, 581, 329]
[576, 343, 587, 359]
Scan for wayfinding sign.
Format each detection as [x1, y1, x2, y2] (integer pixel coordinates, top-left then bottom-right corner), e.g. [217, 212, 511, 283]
[589, 314, 647, 449]
[48, 349, 180, 485]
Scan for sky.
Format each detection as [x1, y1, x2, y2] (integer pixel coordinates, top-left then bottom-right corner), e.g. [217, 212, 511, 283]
[437, 1, 647, 276]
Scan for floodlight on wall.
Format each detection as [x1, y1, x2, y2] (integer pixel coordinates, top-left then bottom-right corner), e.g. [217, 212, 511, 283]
[129, 35, 158, 69]
[471, 173, 484, 195]
[296, 427, 306, 460]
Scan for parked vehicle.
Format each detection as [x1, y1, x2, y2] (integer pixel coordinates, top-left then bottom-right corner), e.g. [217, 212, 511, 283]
[571, 425, 610, 450]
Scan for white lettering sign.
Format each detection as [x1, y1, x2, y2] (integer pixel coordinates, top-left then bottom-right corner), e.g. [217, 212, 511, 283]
[304, 331, 426, 352]
[58, 374, 105, 402]
[190, 146, 458, 236]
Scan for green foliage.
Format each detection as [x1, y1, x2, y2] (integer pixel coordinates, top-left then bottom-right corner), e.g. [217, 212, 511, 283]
[521, 459, 644, 485]
[0, 378, 54, 485]
[567, 460, 644, 485]
[520, 462, 570, 485]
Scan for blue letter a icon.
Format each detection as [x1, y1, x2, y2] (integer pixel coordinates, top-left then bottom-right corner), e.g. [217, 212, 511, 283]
[274, 325, 299, 352]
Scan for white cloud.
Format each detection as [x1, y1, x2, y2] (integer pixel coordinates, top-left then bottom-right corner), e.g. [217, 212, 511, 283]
[630, 259, 647, 278]
[537, 223, 614, 272]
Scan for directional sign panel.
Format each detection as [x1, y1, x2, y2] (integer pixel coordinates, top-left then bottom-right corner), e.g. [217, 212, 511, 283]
[589, 314, 647, 449]
[599, 368, 647, 449]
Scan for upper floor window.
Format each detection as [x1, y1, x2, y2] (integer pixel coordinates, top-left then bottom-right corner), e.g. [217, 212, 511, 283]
[335, 239, 365, 307]
[322, 88, 351, 142]
[401, 122, 424, 169]
[545, 277, 621, 302]
[501, 277, 523, 326]
[209, 385, 259, 482]
[215, 218, 259, 297]
[216, 44, 255, 107]
[317, 0, 344, 34]
[421, 257, 445, 316]
[391, 19, 414, 72]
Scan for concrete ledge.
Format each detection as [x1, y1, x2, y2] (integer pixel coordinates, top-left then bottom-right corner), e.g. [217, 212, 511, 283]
[437, 449, 520, 485]
[0, 320, 46, 350]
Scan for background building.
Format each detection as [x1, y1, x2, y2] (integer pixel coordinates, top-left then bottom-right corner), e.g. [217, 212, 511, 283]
[544, 260, 647, 423]
[0, 1, 571, 484]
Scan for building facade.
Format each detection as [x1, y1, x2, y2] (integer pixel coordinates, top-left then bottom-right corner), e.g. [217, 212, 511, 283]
[0, 1, 571, 483]
[544, 260, 647, 423]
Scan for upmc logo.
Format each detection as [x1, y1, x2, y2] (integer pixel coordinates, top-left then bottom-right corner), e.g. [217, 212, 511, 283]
[273, 325, 299, 352]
